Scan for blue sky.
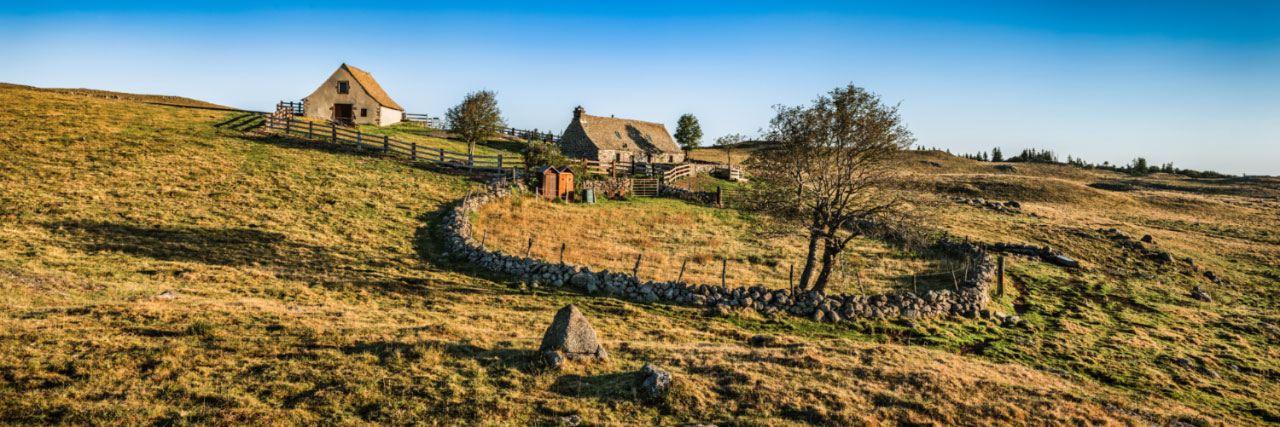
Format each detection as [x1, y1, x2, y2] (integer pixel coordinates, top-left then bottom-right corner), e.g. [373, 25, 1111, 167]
[4, 1, 1278, 175]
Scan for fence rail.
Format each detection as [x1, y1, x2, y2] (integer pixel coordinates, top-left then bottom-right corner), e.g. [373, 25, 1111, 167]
[263, 116, 524, 171]
[403, 113, 445, 129]
[276, 101, 303, 118]
[662, 163, 694, 182]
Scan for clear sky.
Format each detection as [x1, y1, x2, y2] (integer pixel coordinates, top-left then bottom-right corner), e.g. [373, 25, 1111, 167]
[4, 1, 1278, 175]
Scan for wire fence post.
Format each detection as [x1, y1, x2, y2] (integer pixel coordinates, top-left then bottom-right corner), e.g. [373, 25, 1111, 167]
[721, 259, 727, 287]
[997, 256, 1005, 297]
[633, 254, 642, 280]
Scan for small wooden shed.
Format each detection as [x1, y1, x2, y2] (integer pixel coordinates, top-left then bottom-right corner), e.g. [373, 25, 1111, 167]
[537, 167, 575, 200]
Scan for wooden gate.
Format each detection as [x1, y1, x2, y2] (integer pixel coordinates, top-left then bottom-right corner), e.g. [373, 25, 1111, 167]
[632, 178, 659, 197]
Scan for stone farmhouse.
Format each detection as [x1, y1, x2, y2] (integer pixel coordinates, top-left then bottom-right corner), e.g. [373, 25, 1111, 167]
[303, 63, 404, 126]
[558, 106, 685, 164]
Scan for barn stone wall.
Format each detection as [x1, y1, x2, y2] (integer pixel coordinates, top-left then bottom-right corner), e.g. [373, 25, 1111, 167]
[440, 180, 995, 323]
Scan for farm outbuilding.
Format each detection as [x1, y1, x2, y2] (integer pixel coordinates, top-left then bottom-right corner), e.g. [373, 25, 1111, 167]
[558, 106, 685, 165]
[537, 166, 575, 200]
[302, 63, 404, 126]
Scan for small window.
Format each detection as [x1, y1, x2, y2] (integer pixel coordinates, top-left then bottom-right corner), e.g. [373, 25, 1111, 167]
[360, 108, 368, 117]
[338, 81, 350, 94]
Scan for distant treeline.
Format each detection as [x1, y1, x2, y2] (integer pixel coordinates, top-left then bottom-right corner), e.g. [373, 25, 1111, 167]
[917, 146, 1231, 178]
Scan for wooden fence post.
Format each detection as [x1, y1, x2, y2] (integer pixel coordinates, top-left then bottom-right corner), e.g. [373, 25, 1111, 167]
[356, 129, 363, 147]
[331, 124, 336, 143]
[526, 237, 534, 258]
[997, 256, 1005, 297]
[411, 142, 418, 160]
[559, 243, 566, 265]
[498, 156, 504, 170]
[677, 259, 687, 284]
[481, 229, 487, 250]
[439, 148, 445, 164]
[383, 135, 389, 154]
[285, 118, 291, 135]
[789, 264, 794, 294]
[716, 186, 723, 208]
[633, 254, 642, 280]
[721, 259, 727, 287]
[308, 122, 313, 138]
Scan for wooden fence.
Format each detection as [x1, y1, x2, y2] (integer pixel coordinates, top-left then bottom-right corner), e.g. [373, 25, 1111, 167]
[662, 163, 694, 182]
[403, 113, 445, 129]
[276, 101, 303, 118]
[262, 116, 524, 171]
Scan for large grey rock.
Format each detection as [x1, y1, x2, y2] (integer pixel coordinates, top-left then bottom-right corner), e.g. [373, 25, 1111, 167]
[569, 273, 595, 288]
[539, 305, 608, 361]
[639, 363, 673, 400]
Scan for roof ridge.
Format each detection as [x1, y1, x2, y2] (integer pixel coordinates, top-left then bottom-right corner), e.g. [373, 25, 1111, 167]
[580, 113, 666, 127]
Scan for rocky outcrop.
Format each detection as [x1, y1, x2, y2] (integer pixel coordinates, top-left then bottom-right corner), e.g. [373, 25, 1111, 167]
[440, 180, 995, 323]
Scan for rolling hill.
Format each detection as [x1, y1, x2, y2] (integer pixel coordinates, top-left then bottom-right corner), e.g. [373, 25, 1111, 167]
[1, 83, 1276, 425]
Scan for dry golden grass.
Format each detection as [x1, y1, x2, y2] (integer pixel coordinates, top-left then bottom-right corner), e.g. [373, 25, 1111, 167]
[472, 195, 961, 294]
[0, 85, 1274, 425]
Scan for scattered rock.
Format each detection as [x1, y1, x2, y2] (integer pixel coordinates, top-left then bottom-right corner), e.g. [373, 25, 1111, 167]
[560, 415, 581, 426]
[544, 350, 566, 369]
[1153, 252, 1174, 264]
[639, 363, 673, 400]
[995, 165, 1018, 172]
[1049, 255, 1080, 268]
[156, 290, 178, 300]
[1141, 235, 1155, 243]
[1035, 366, 1070, 376]
[1006, 200, 1021, 209]
[748, 335, 779, 347]
[540, 304, 609, 361]
[898, 318, 919, 329]
[1190, 286, 1212, 303]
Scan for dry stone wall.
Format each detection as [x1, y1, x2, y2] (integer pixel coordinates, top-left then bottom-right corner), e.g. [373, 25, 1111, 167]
[440, 181, 995, 323]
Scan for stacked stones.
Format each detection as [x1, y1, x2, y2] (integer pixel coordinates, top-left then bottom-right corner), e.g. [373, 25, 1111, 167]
[657, 185, 718, 205]
[578, 178, 632, 197]
[441, 181, 997, 322]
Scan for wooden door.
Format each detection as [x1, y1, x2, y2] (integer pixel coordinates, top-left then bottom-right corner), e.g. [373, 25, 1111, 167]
[333, 104, 353, 123]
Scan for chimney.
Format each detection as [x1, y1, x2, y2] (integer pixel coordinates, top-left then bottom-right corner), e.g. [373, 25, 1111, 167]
[573, 106, 585, 120]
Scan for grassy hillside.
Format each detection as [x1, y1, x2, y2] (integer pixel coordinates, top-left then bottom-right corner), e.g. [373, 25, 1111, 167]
[0, 84, 1272, 425]
[472, 196, 961, 295]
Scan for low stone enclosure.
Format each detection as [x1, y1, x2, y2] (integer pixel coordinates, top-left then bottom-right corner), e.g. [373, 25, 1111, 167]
[440, 180, 996, 323]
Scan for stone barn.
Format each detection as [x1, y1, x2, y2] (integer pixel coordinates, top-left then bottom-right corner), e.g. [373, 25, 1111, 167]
[303, 63, 404, 126]
[558, 106, 685, 164]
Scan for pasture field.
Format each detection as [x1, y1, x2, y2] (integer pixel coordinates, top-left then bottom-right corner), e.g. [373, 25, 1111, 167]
[0, 84, 1276, 425]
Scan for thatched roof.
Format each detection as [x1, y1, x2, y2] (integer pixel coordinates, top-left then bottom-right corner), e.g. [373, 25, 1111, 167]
[342, 63, 403, 111]
[575, 113, 681, 154]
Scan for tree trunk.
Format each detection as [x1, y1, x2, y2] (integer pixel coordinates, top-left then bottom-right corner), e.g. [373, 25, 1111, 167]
[468, 140, 476, 156]
[796, 227, 822, 292]
[810, 242, 840, 295]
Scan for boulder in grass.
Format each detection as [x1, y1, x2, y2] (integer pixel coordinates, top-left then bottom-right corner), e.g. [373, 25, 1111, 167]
[639, 363, 673, 400]
[539, 304, 609, 361]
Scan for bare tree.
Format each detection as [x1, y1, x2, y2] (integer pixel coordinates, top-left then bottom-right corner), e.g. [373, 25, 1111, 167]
[714, 133, 745, 169]
[748, 84, 915, 294]
[445, 90, 506, 156]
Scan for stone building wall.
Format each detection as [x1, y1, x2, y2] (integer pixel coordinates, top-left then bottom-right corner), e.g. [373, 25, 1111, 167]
[440, 181, 995, 323]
